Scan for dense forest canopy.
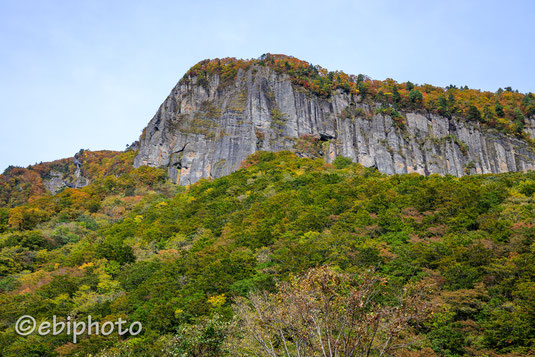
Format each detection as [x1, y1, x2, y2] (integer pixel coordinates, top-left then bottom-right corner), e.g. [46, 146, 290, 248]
[0, 149, 534, 355]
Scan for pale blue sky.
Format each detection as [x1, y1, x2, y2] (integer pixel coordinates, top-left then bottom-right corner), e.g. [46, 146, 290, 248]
[0, 0, 534, 172]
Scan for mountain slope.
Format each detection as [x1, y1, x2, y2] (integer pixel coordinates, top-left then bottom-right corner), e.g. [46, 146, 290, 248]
[0, 150, 137, 208]
[1, 54, 535, 356]
[1, 151, 535, 355]
[135, 54, 535, 185]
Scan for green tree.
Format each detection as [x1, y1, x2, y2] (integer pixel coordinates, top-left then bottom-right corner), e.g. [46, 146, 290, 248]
[467, 105, 482, 121]
[333, 156, 353, 169]
[495, 102, 505, 117]
[409, 89, 423, 106]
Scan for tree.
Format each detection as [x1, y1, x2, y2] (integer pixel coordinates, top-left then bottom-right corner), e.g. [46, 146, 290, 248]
[357, 81, 367, 96]
[438, 95, 453, 118]
[495, 102, 505, 117]
[232, 266, 430, 357]
[522, 93, 535, 117]
[95, 237, 135, 264]
[333, 156, 353, 169]
[467, 105, 482, 121]
[514, 108, 525, 133]
[392, 86, 401, 105]
[409, 89, 423, 106]
[165, 314, 231, 356]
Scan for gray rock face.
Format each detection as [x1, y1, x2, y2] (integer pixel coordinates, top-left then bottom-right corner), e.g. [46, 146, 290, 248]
[43, 162, 90, 194]
[134, 66, 535, 184]
[43, 170, 66, 194]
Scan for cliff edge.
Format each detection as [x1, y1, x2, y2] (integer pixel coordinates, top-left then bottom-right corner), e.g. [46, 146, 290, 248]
[134, 54, 535, 185]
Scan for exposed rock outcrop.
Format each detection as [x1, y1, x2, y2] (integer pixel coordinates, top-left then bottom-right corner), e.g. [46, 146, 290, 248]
[43, 155, 90, 194]
[134, 65, 535, 185]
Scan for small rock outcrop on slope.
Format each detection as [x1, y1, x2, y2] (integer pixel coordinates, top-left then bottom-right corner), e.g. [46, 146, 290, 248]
[0, 150, 135, 208]
[134, 55, 535, 185]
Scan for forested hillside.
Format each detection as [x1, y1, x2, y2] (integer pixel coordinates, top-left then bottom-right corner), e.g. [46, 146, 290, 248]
[0, 150, 137, 208]
[0, 150, 534, 356]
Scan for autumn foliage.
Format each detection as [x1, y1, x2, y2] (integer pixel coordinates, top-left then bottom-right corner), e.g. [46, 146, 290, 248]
[233, 266, 431, 356]
[184, 54, 535, 137]
[0, 150, 137, 208]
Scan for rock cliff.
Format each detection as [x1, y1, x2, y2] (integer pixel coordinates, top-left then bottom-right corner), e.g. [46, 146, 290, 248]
[134, 59, 535, 185]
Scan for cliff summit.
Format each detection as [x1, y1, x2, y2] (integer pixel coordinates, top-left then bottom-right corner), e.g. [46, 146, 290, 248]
[134, 54, 535, 184]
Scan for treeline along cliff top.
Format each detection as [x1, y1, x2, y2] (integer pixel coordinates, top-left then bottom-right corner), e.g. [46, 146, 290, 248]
[185, 54, 535, 137]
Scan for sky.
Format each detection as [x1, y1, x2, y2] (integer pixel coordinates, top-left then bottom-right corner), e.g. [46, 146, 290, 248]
[0, 0, 534, 172]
